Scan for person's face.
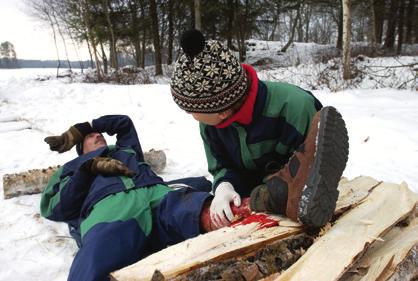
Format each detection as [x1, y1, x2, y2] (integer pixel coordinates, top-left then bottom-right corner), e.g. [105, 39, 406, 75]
[82, 132, 107, 154]
[189, 110, 233, 126]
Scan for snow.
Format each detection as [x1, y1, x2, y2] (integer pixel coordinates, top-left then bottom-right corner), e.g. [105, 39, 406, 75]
[0, 61, 417, 280]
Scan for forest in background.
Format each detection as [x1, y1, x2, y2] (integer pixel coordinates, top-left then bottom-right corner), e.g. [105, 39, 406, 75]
[8, 0, 417, 79]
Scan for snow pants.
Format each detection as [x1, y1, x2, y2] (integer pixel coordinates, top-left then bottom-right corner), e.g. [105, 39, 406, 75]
[67, 182, 211, 281]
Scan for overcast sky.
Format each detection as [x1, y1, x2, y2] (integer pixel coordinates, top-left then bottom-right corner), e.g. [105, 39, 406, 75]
[0, 0, 89, 60]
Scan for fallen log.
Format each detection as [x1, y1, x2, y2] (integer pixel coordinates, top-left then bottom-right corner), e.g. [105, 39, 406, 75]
[274, 182, 417, 281]
[2, 149, 166, 199]
[110, 176, 382, 281]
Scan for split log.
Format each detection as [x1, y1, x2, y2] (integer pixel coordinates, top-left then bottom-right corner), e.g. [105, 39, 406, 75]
[170, 233, 314, 281]
[340, 212, 418, 281]
[274, 182, 417, 281]
[2, 149, 166, 199]
[111, 176, 381, 281]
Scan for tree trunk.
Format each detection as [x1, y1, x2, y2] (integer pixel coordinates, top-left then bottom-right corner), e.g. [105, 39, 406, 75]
[281, 6, 301, 53]
[374, 0, 385, 44]
[103, 0, 118, 69]
[194, 0, 201, 31]
[84, 33, 95, 69]
[45, 12, 61, 77]
[369, 0, 377, 51]
[384, 0, 400, 50]
[167, 0, 174, 65]
[342, 0, 351, 80]
[149, 0, 162, 75]
[269, 2, 281, 41]
[51, 11, 72, 71]
[80, 0, 103, 81]
[304, 4, 311, 42]
[336, 1, 343, 49]
[405, 0, 415, 44]
[397, 0, 406, 54]
[100, 41, 108, 74]
[226, 0, 234, 49]
[234, 0, 248, 61]
[139, 1, 146, 68]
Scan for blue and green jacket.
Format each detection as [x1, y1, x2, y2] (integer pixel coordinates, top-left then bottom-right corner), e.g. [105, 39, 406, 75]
[200, 65, 322, 197]
[40, 115, 164, 223]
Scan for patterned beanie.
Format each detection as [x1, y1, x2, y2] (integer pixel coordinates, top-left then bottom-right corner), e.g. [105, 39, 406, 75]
[171, 29, 248, 113]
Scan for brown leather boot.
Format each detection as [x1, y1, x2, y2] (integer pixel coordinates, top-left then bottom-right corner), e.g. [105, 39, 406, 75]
[250, 106, 349, 227]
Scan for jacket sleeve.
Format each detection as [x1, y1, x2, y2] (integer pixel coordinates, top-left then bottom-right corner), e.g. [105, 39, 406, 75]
[91, 115, 144, 157]
[200, 123, 244, 194]
[40, 165, 94, 222]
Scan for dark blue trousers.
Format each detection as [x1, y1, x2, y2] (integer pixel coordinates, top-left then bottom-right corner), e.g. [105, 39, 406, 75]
[67, 182, 211, 281]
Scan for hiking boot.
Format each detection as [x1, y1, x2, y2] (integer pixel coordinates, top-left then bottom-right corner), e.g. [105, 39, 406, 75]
[250, 106, 349, 227]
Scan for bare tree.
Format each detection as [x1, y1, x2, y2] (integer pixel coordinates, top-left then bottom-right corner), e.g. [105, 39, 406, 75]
[281, 2, 302, 52]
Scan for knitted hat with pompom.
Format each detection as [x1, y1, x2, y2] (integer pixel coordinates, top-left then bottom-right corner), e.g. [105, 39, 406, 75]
[170, 29, 248, 113]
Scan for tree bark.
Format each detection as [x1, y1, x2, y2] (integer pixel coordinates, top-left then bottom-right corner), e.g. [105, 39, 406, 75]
[149, 0, 162, 75]
[342, 0, 351, 80]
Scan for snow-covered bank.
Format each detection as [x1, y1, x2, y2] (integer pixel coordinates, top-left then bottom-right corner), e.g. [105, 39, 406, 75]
[0, 69, 417, 281]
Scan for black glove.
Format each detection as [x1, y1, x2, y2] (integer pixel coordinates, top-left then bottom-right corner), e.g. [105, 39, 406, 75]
[80, 157, 134, 177]
[44, 122, 93, 153]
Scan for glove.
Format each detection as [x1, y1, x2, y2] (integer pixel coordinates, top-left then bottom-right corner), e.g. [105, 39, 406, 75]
[80, 157, 134, 177]
[44, 122, 93, 153]
[210, 182, 241, 229]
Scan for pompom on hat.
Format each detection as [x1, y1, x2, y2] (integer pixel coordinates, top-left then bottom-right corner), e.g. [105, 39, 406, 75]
[171, 29, 248, 113]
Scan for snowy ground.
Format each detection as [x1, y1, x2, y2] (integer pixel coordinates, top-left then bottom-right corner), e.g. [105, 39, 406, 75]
[0, 67, 417, 280]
